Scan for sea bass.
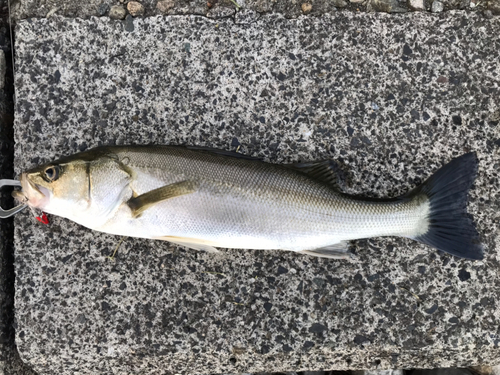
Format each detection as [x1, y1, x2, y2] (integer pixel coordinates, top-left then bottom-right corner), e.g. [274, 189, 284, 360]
[15, 146, 484, 260]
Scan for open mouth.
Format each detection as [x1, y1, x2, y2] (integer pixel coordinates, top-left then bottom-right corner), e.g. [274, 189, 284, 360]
[18, 173, 50, 209]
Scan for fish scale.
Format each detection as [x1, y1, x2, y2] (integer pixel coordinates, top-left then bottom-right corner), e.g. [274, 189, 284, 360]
[96, 147, 426, 251]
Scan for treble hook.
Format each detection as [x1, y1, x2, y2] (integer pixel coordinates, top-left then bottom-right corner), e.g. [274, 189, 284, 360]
[0, 179, 28, 218]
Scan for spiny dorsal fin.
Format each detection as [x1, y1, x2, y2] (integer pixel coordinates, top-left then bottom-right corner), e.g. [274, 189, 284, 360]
[287, 160, 344, 189]
[128, 180, 196, 217]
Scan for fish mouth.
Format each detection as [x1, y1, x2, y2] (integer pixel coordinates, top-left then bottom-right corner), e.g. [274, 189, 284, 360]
[17, 173, 50, 209]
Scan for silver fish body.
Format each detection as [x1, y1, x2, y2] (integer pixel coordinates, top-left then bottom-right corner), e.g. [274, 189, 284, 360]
[18, 146, 483, 259]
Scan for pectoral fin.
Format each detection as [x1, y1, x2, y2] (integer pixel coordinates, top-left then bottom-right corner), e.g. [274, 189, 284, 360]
[298, 241, 354, 259]
[155, 235, 220, 253]
[128, 180, 196, 217]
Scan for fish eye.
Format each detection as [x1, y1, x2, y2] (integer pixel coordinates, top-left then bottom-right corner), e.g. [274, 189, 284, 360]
[43, 165, 60, 182]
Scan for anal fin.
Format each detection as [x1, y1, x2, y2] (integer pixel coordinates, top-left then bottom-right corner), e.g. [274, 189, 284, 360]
[298, 241, 354, 259]
[155, 235, 220, 254]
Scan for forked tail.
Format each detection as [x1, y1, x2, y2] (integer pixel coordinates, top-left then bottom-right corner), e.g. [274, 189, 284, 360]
[408, 152, 483, 260]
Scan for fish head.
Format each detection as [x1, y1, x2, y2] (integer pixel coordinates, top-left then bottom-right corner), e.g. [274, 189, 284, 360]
[16, 147, 133, 227]
[17, 158, 91, 216]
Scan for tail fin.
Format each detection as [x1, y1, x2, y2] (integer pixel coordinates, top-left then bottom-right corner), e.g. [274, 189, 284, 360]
[409, 152, 484, 260]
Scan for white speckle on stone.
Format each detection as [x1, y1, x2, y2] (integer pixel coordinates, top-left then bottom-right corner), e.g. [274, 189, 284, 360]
[371, 102, 380, 110]
[299, 124, 313, 140]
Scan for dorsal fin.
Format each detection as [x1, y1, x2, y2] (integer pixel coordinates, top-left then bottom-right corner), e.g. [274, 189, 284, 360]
[183, 146, 263, 161]
[286, 160, 344, 189]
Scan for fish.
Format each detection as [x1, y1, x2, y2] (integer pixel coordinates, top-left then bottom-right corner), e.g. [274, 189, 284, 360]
[14, 145, 484, 260]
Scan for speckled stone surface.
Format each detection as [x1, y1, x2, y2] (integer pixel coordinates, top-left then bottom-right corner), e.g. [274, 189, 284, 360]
[13, 12, 500, 375]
